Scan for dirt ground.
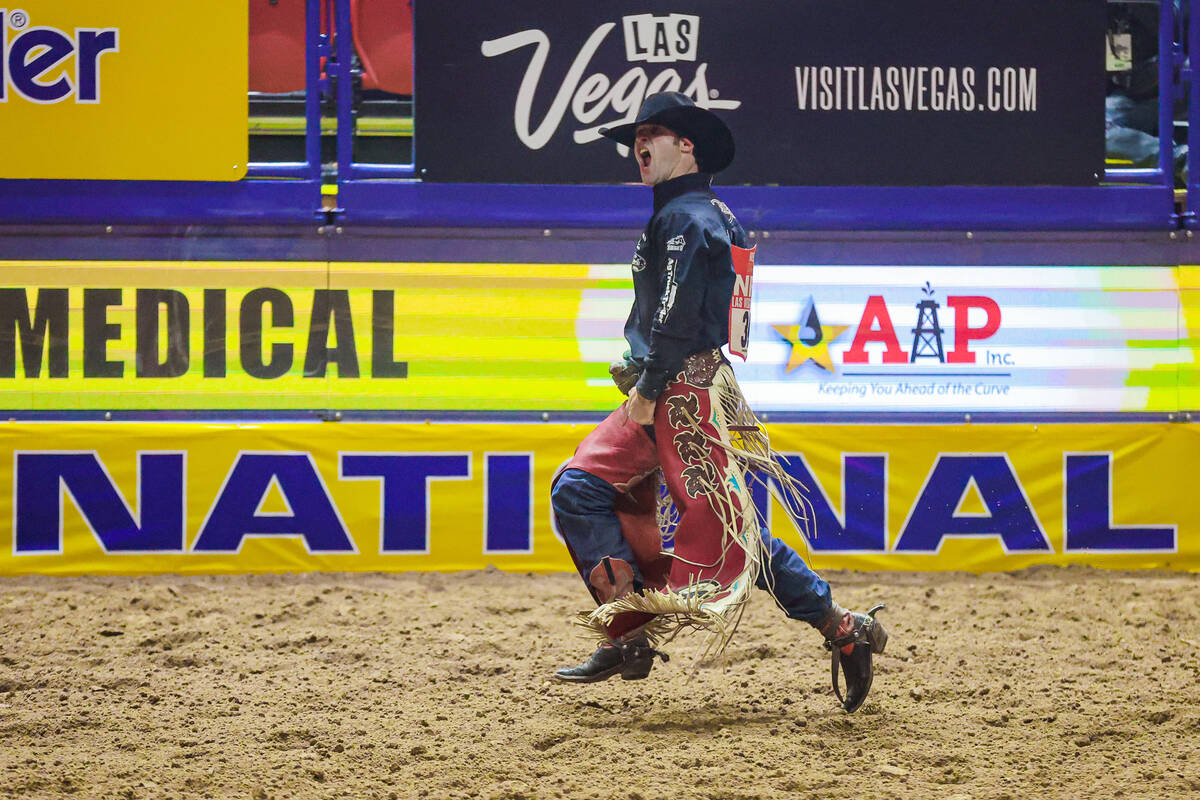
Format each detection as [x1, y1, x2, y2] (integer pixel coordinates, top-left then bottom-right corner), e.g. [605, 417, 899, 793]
[1, 566, 1198, 800]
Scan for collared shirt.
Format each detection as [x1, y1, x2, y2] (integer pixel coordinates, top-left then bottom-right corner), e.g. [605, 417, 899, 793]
[624, 172, 748, 399]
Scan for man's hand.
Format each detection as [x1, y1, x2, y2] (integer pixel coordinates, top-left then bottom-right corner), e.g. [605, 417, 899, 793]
[609, 358, 640, 396]
[626, 389, 656, 425]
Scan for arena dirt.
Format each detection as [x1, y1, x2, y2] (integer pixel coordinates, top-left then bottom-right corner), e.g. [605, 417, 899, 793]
[1, 566, 1198, 800]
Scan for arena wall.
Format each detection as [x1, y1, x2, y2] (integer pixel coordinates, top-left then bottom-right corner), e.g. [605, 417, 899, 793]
[0, 229, 1195, 575]
[0, 420, 1194, 575]
[1, 0, 1196, 577]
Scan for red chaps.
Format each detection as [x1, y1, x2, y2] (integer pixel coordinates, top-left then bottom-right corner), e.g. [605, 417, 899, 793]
[562, 372, 748, 638]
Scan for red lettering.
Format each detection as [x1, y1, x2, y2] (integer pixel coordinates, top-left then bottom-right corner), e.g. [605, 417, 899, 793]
[946, 296, 1001, 363]
[843, 295, 908, 364]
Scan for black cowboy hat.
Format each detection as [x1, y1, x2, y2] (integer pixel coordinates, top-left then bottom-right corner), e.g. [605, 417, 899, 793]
[599, 91, 735, 174]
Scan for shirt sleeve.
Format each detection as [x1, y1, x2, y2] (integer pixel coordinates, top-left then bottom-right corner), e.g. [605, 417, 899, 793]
[635, 214, 711, 399]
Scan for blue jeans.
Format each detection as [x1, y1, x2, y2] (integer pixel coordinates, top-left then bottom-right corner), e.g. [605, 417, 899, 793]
[552, 468, 834, 627]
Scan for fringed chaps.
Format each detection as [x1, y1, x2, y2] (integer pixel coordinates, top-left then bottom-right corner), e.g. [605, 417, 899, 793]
[567, 351, 814, 663]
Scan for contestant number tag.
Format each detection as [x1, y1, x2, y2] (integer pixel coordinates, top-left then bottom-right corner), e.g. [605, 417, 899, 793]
[728, 245, 756, 360]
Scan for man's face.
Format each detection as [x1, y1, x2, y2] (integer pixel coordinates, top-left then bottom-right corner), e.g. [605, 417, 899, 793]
[633, 124, 696, 186]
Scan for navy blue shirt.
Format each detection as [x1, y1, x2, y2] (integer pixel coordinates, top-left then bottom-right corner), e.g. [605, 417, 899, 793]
[625, 172, 747, 399]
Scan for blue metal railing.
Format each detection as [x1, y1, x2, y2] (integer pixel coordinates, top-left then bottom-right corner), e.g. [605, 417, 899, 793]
[333, 0, 415, 181]
[245, 0, 326, 180]
[1103, 0, 1178, 186]
[1164, 0, 1180, 183]
[1189, 0, 1200, 225]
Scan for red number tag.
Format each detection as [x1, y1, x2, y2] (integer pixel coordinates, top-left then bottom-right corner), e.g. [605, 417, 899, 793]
[728, 245, 755, 360]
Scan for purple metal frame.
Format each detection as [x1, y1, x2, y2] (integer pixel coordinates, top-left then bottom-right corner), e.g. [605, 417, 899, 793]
[333, 0, 416, 180]
[336, 182, 1172, 230]
[0, 409, 1180, 423]
[1161, 0, 1179, 183]
[0, 180, 322, 225]
[1103, 0, 1178, 187]
[245, 0, 327, 180]
[1189, 0, 1200, 227]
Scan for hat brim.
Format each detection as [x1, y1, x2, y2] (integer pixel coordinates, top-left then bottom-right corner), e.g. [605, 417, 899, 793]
[600, 105, 735, 174]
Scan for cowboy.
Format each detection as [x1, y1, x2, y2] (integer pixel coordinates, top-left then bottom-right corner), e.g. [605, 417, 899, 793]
[550, 92, 887, 713]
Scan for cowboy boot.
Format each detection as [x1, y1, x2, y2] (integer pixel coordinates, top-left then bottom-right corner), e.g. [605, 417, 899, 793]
[553, 635, 668, 683]
[822, 604, 888, 713]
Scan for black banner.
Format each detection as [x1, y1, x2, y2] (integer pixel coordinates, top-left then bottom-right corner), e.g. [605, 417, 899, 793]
[414, 0, 1106, 185]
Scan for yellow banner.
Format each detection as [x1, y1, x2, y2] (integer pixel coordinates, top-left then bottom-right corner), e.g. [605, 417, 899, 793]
[0, 261, 622, 410]
[0, 421, 1194, 576]
[0, 2, 247, 180]
[5, 259, 1199, 412]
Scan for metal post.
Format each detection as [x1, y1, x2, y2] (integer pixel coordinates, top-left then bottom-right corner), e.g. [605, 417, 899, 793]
[246, 0, 324, 180]
[1190, 0, 1200, 220]
[1104, 0, 1177, 189]
[304, 0, 322, 178]
[1159, 0, 1176, 184]
[336, 0, 417, 180]
[336, 0, 355, 182]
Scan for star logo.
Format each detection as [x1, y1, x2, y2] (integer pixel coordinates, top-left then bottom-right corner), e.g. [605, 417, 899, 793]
[772, 297, 849, 373]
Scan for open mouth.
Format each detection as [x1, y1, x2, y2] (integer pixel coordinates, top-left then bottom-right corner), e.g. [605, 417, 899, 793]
[638, 147, 651, 169]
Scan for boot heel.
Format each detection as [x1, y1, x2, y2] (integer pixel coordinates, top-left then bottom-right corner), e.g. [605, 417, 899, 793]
[869, 621, 888, 654]
[620, 663, 653, 680]
[866, 604, 888, 654]
[619, 645, 667, 679]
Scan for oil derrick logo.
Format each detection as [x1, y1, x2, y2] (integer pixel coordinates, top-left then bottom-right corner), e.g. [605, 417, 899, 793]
[910, 281, 946, 363]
